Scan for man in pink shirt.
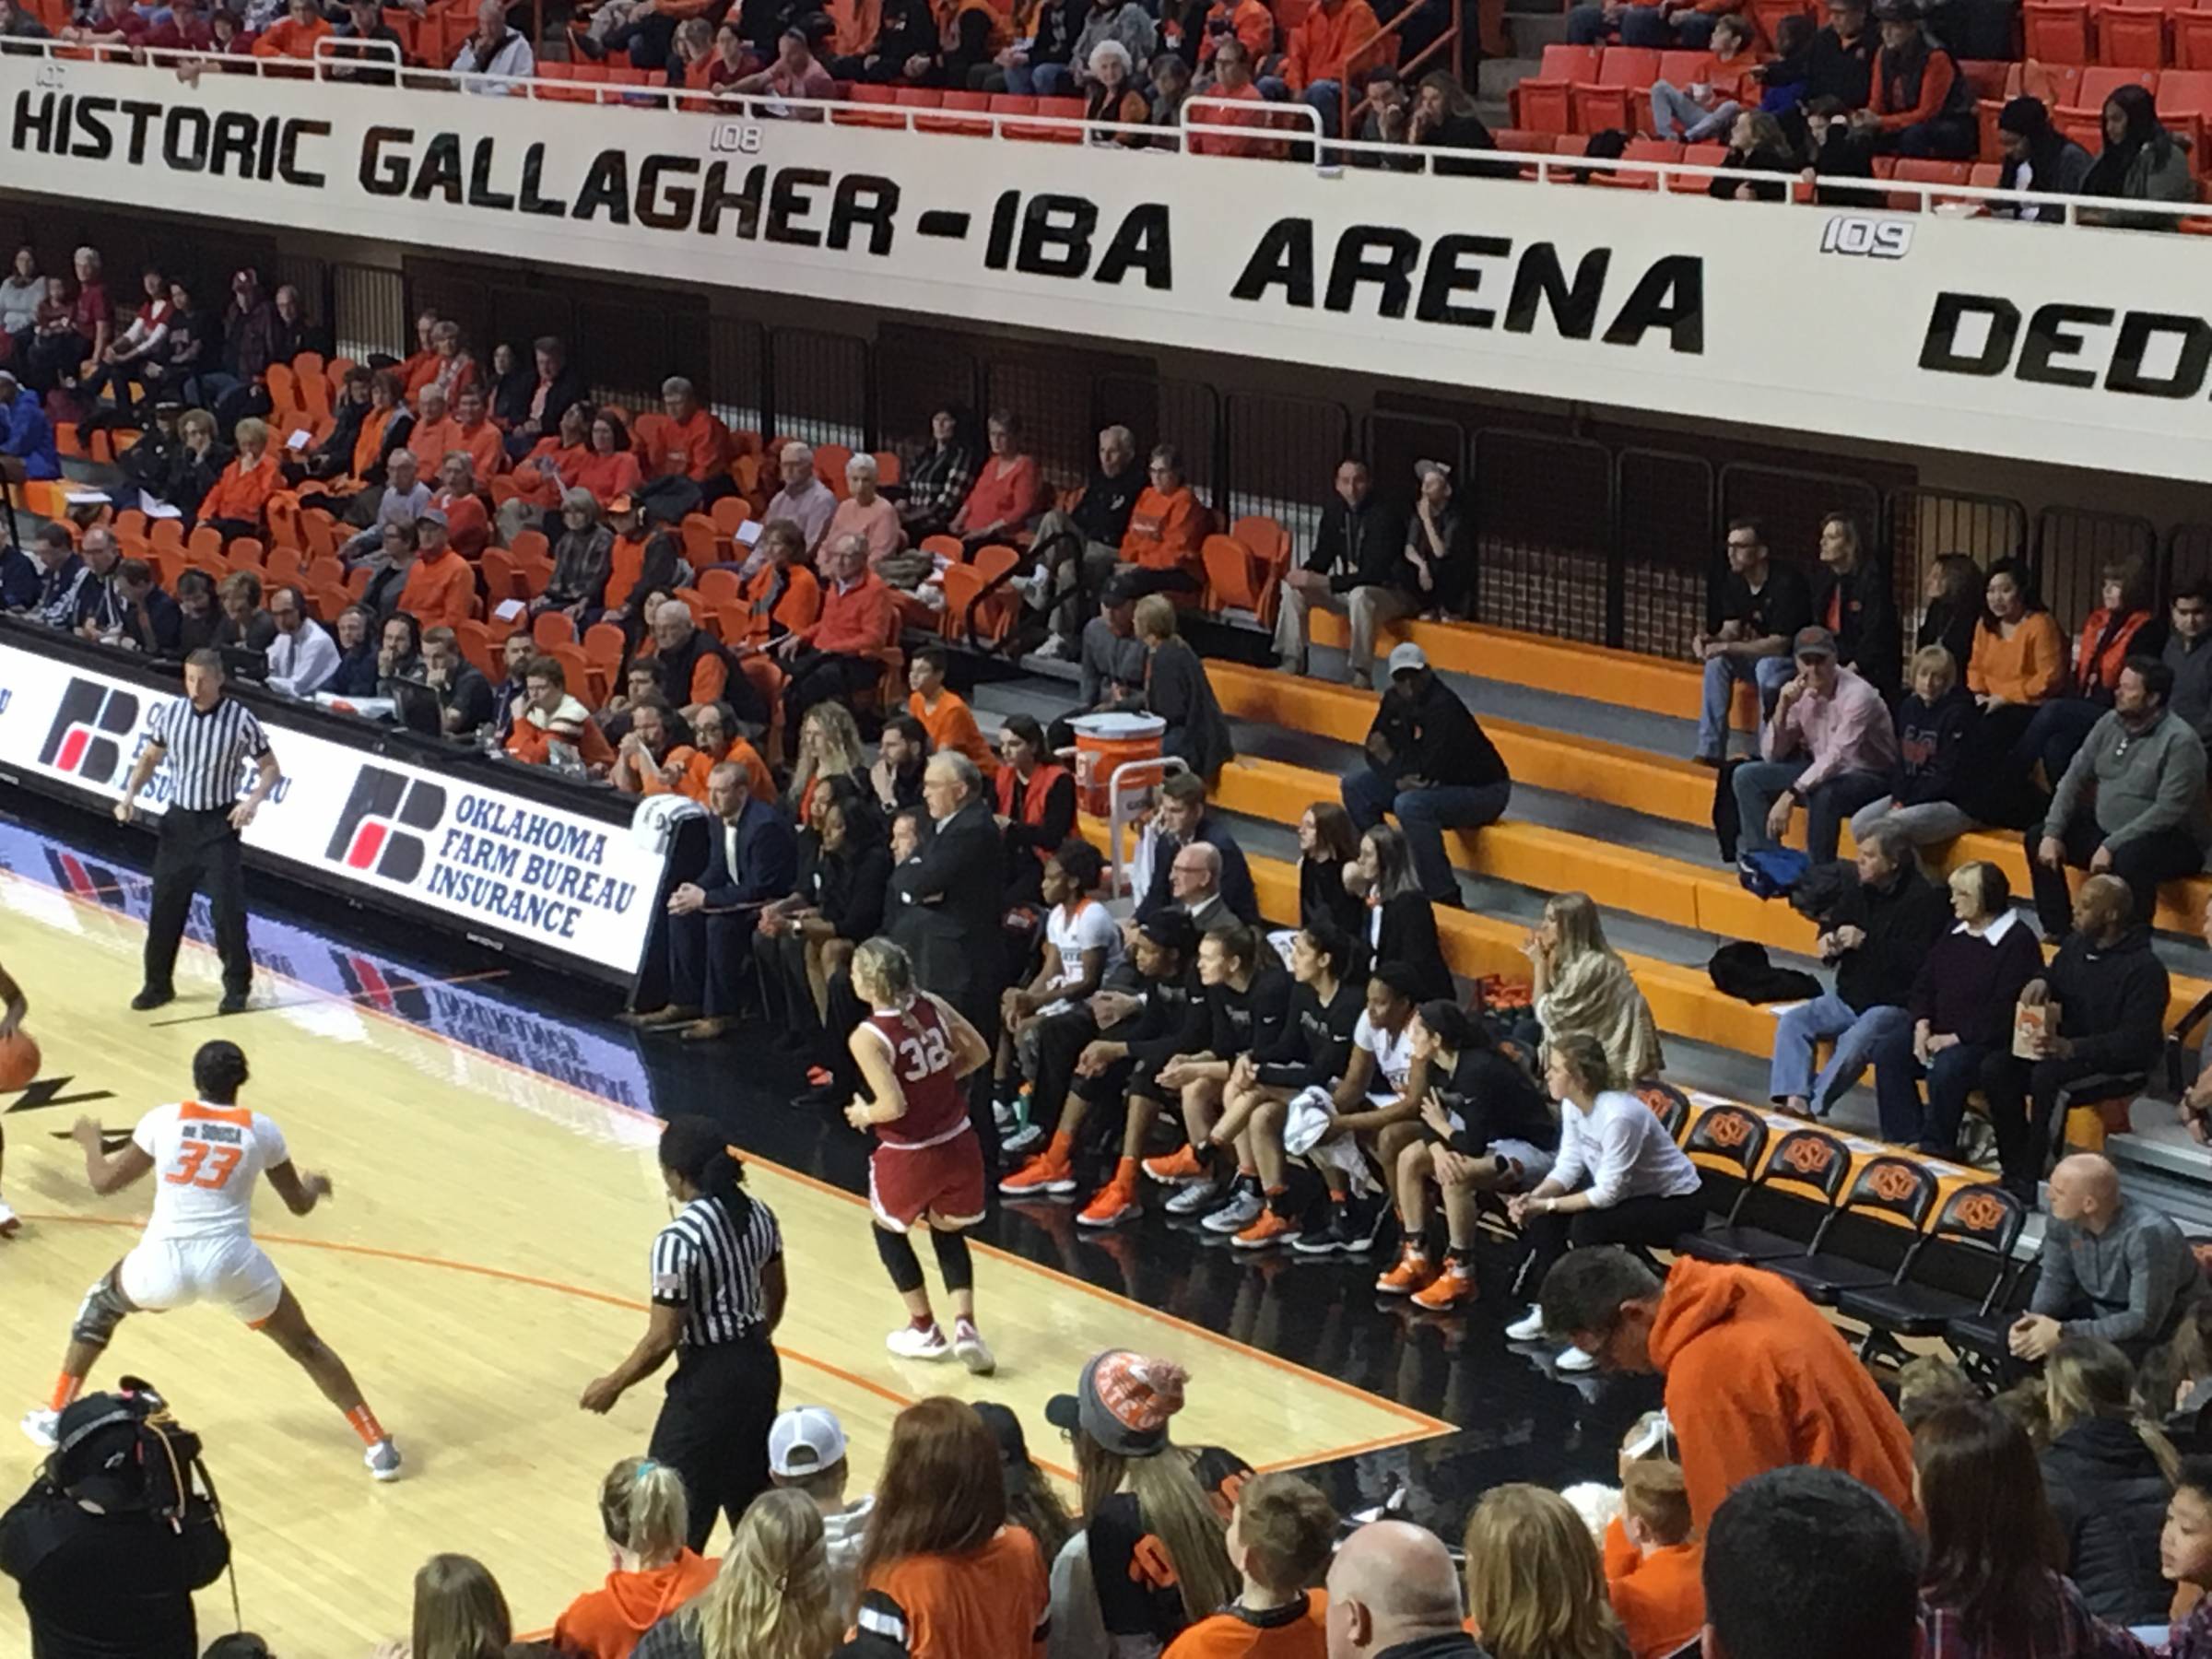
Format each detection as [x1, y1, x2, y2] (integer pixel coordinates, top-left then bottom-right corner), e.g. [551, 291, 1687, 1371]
[1733, 626, 1900, 865]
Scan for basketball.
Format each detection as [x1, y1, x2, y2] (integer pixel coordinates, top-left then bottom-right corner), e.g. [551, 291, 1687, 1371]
[0, 1031, 40, 1092]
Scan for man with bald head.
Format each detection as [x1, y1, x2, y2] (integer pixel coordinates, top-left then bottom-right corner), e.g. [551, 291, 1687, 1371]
[649, 595, 761, 731]
[2010, 1150, 2206, 1364]
[1324, 1521, 1485, 1659]
[2002, 872, 2170, 1205]
[1170, 841, 1236, 936]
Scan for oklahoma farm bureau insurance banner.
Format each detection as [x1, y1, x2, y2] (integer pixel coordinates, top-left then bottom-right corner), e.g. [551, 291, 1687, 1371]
[0, 635, 665, 980]
[6, 58, 2212, 477]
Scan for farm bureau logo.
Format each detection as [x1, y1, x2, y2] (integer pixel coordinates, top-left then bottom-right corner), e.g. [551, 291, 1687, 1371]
[38, 678, 139, 785]
[325, 766, 446, 883]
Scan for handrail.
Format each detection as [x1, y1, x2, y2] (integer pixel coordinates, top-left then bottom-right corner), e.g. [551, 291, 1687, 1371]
[1338, 10, 1462, 135]
[1342, 22, 1461, 137]
[6, 41, 2209, 229]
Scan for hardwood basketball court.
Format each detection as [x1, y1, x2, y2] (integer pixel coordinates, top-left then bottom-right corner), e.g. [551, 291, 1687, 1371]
[0, 862, 1448, 1654]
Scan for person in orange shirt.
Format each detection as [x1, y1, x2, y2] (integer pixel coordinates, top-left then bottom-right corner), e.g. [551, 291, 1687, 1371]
[397, 512, 478, 630]
[645, 375, 734, 500]
[197, 417, 281, 537]
[771, 532, 895, 751]
[1274, 0, 1383, 138]
[406, 382, 463, 475]
[396, 308, 441, 399]
[1196, 0, 1272, 67]
[639, 700, 776, 805]
[1537, 1249, 1921, 1534]
[906, 645, 994, 773]
[250, 0, 333, 57]
[507, 655, 617, 771]
[1162, 1472, 1334, 1659]
[505, 400, 594, 526]
[735, 520, 821, 648]
[552, 1456, 718, 1659]
[1189, 41, 1288, 159]
[1605, 1459, 1703, 1659]
[598, 496, 682, 638]
[449, 386, 507, 482]
[1117, 442, 1208, 598]
[429, 453, 492, 559]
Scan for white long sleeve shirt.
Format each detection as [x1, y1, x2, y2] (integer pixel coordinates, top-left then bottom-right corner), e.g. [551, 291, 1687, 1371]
[1550, 1089, 1701, 1208]
[265, 619, 339, 698]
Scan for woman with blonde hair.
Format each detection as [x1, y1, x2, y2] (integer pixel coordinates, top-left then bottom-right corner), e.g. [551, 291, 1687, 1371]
[1848, 641, 1982, 854]
[382, 1553, 512, 1659]
[787, 700, 868, 825]
[197, 415, 281, 537]
[1133, 592, 1234, 785]
[554, 1456, 719, 1659]
[1526, 893, 1663, 1087]
[1462, 1484, 1629, 1659]
[633, 1488, 841, 1659]
[856, 1396, 1051, 1659]
[2040, 1335, 2179, 1625]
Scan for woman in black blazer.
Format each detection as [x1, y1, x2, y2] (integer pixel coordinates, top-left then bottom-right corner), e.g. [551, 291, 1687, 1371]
[1353, 824, 1453, 1003]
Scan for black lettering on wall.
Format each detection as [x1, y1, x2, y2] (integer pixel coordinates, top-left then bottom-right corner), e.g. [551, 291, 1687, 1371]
[276, 119, 327, 188]
[1503, 244, 1608, 339]
[467, 137, 515, 211]
[208, 109, 256, 178]
[1918, 293, 2018, 375]
[2105, 312, 2212, 398]
[698, 160, 764, 238]
[829, 173, 898, 255]
[1603, 255, 1702, 353]
[1324, 226, 1421, 318]
[1017, 194, 1097, 276]
[409, 133, 465, 203]
[119, 100, 161, 166]
[1415, 234, 1509, 329]
[517, 144, 566, 218]
[637, 155, 700, 231]
[12, 90, 54, 153]
[1230, 219, 1314, 309]
[767, 166, 828, 245]
[162, 105, 211, 172]
[2018, 302, 2114, 390]
[72, 96, 114, 162]
[572, 150, 630, 223]
[360, 125, 412, 195]
[1093, 203, 1171, 288]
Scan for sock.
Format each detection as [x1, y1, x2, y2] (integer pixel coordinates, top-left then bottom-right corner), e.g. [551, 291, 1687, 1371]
[910, 1311, 940, 1335]
[1044, 1130, 1073, 1163]
[47, 1372, 83, 1414]
[1237, 1159, 1257, 1180]
[1328, 1189, 1347, 1206]
[345, 1403, 385, 1447]
[954, 1313, 979, 1335]
[1112, 1155, 1137, 1188]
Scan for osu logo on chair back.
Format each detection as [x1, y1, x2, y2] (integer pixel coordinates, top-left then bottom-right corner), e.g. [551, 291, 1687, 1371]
[38, 678, 141, 788]
[1948, 1188, 2013, 1238]
[324, 767, 446, 884]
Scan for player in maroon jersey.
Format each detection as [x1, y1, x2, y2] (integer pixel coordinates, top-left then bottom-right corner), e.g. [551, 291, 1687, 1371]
[844, 935, 996, 1373]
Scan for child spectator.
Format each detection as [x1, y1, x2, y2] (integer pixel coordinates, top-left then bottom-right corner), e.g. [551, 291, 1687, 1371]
[1162, 1472, 1335, 1659]
[2162, 1456, 2212, 1658]
[1605, 1461, 1701, 1659]
[767, 1406, 874, 1619]
[382, 1553, 512, 1659]
[554, 1457, 718, 1659]
[1896, 1355, 1977, 1433]
[1462, 1483, 1627, 1659]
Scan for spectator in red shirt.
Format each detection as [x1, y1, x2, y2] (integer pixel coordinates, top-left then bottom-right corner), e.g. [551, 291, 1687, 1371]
[399, 511, 478, 630]
[645, 375, 735, 502]
[572, 409, 644, 507]
[1189, 41, 1286, 157]
[62, 0, 145, 54]
[731, 27, 837, 110]
[22, 246, 109, 394]
[407, 382, 464, 474]
[507, 655, 617, 771]
[414, 318, 478, 406]
[950, 409, 1044, 552]
[1118, 443, 1209, 599]
[251, 0, 332, 57]
[140, 0, 215, 51]
[449, 386, 507, 481]
[771, 533, 895, 750]
[1268, 0, 1383, 139]
[429, 453, 493, 559]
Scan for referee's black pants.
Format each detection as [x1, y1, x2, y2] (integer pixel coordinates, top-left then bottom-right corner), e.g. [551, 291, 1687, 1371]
[143, 806, 251, 998]
[650, 1328, 782, 1552]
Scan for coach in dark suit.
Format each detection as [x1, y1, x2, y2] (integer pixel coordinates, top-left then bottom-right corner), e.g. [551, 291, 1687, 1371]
[628, 762, 796, 1041]
[898, 751, 1008, 1158]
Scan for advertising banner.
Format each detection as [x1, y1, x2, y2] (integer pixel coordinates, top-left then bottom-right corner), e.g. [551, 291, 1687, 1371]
[4, 55, 2210, 479]
[0, 635, 665, 982]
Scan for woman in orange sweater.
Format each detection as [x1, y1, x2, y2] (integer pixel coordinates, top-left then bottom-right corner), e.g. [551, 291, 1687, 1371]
[2013, 553, 2163, 790]
[1966, 558, 2065, 781]
[554, 1456, 719, 1659]
[197, 416, 281, 537]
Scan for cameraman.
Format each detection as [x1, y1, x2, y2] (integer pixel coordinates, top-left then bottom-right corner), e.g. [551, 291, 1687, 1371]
[0, 1389, 229, 1658]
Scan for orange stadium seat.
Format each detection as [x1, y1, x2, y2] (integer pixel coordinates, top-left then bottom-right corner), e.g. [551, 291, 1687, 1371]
[2159, 67, 2212, 159]
[1512, 43, 1598, 133]
[1571, 47, 1659, 134]
[2100, 2, 2171, 65]
[2023, 0, 2091, 60]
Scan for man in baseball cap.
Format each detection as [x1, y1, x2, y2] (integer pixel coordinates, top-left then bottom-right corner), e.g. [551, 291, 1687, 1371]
[1733, 622, 1900, 865]
[768, 1405, 872, 1604]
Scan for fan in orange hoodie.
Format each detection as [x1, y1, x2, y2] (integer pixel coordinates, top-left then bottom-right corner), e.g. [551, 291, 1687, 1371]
[1536, 1249, 1920, 1535]
[552, 1456, 720, 1659]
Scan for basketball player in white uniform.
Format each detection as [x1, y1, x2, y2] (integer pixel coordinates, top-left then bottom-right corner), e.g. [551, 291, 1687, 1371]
[20, 1040, 401, 1480]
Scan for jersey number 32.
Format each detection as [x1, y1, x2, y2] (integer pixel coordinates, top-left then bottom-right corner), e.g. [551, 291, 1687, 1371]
[165, 1143, 243, 1189]
[897, 1026, 952, 1082]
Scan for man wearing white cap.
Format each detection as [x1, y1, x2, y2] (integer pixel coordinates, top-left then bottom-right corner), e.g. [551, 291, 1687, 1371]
[1340, 643, 1512, 905]
[768, 1405, 873, 1607]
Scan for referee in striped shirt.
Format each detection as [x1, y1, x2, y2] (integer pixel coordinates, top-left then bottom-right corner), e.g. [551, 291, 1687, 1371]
[113, 650, 282, 1017]
[582, 1115, 786, 1552]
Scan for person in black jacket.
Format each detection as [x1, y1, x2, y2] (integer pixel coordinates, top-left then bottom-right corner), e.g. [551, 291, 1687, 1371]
[1350, 824, 1453, 1003]
[977, 0, 1084, 91]
[1917, 552, 1983, 675]
[0, 1390, 231, 1659]
[1029, 423, 1144, 652]
[1849, 642, 1981, 853]
[107, 559, 183, 655]
[755, 782, 891, 1047]
[1275, 458, 1415, 687]
[1768, 820, 1948, 1118]
[1342, 643, 1512, 906]
[2041, 1335, 2180, 1626]
[1809, 512, 1899, 700]
[1297, 801, 1368, 939]
[1133, 771, 1260, 927]
[1801, 0, 1877, 108]
[2000, 875, 2170, 1205]
[898, 753, 1010, 1152]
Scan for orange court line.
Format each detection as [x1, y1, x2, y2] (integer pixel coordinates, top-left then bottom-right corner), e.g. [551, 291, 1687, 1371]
[5, 867, 1455, 1456]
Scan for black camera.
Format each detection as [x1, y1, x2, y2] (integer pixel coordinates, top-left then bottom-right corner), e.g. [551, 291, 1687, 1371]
[49, 1378, 214, 1524]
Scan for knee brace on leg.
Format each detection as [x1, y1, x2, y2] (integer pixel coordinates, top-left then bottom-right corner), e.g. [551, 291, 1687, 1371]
[874, 1226, 927, 1294]
[71, 1277, 131, 1348]
[930, 1228, 973, 1293]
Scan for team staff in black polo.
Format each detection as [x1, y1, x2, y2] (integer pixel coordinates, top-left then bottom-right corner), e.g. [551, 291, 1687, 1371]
[580, 1115, 786, 1552]
[112, 649, 282, 1016]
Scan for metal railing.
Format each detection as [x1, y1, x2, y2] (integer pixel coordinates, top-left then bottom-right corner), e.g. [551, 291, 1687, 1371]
[8, 40, 2211, 226]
